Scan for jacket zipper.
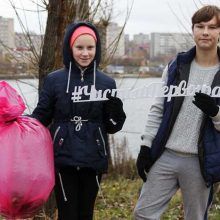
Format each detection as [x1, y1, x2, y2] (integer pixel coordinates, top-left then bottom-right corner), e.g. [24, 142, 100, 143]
[98, 127, 107, 156]
[80, 67, 87, 82]
[53, 126, 61, 143]
[198, 116, 209, 186]
[58, 172, 67, 201]
[81, 71, 84, 82]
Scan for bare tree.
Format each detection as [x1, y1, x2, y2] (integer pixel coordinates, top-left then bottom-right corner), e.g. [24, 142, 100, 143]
[5, 0, 131, 91]
[2, 0, 132, 218]
[38, 0, 90, 90]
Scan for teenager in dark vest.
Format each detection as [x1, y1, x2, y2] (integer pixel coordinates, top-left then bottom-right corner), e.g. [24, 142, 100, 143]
[134, 5, 220, 220]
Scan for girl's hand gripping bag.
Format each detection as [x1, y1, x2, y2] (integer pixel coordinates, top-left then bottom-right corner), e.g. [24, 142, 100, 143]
[0, 81, 55, 219]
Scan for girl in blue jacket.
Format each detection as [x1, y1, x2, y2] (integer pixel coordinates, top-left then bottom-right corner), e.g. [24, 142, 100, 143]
[32, 21, 126, 220]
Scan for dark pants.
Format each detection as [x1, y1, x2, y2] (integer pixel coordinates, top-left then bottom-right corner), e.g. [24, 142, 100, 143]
[54, 167, 101, 220]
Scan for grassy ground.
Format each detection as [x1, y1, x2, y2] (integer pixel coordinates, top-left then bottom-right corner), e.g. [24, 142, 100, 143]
[94, 176, 220, 220]
[94, 177, 140, 220]
[1, 177, 220, 219]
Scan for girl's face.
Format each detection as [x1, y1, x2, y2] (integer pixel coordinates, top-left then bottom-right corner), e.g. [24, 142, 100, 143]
[72, 34, 96, 67]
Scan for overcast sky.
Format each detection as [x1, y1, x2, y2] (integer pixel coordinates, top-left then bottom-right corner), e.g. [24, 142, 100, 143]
[1, 0, 220, 37]
[116, 0, 220, 36]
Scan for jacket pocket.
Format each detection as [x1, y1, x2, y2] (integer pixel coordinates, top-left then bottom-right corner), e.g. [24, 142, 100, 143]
[53, 125, 68, 155]
[96, 127, 107, 157]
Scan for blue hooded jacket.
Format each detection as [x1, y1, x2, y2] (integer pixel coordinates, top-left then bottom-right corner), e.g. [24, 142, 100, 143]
[32, 21, 126, 173]
[150, 46, 220, 186]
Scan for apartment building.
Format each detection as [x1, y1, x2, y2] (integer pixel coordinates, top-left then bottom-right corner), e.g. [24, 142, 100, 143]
[106, 22, 125, 58]
[15, 32, 43, 54]
[133, 33, 149, 45]
[150, 32, 195, 59]
[0, 16, 15, 51]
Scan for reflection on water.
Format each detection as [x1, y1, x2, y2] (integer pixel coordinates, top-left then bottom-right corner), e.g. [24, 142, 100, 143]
[5, 77, 161, 158]
[114, 77, 161, 158]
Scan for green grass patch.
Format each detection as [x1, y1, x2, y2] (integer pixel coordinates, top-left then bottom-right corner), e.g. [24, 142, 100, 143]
[94, 176, 220, 220]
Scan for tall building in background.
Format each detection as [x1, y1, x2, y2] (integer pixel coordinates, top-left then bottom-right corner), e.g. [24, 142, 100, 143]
[15, 32, 43, 54]
[106, 22, 125, 58]
[0, 16, 15, 51]
[124, 34, 132, 57]
[133, 33, 149, 45]
[150, 32, 195, 59]
[132, 33, 150, 63]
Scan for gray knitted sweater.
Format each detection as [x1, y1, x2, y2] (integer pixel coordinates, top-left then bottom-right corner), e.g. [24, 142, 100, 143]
[141, 60, 220, 154]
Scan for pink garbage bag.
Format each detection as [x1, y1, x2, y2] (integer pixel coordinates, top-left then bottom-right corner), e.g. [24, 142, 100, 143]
[0, 81, 25, 122]
[0, 81, 55, 219]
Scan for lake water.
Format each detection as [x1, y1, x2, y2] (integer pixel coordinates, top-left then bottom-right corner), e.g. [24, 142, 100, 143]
[5, 77, 161, 158]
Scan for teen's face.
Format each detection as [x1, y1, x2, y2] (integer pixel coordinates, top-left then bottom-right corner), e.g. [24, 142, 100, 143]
[72, 34, 96, 67]
[192, 16, 220, 51]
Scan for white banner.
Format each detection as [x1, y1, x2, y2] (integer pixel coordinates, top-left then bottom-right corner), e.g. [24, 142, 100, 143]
[71, 80, 220, 102]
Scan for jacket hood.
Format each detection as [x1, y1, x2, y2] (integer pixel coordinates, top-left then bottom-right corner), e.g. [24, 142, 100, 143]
[63, 21, 101, 69]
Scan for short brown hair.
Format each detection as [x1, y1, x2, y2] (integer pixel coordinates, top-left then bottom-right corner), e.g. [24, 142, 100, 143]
[192, 5, 220, 28]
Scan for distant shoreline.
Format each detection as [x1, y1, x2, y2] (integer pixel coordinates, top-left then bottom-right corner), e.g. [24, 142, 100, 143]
[0, 74, 37, 80]
[109, 73, 161, 78]
[0, 72, 161, 80]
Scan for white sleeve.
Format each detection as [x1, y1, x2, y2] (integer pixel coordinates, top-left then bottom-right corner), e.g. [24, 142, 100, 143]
[211, 106, 220, 131]
[141, 65, 169, 147]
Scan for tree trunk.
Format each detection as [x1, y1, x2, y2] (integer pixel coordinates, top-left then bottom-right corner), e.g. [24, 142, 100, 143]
[96, 20, 108, 69]
[38, 0, 89, 91]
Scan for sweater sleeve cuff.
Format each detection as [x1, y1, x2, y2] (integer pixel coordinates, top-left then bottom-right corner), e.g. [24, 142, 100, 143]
[140, 134, 153, 148]
[211, 106, 220, 124]
[211, 106, 220, 131]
